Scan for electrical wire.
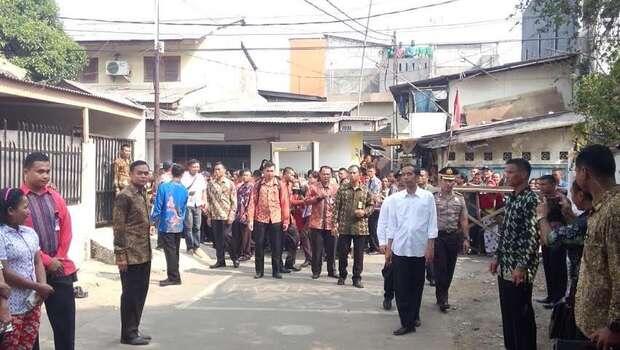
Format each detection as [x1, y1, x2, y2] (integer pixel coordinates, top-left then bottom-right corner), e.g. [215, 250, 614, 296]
[301, 0, 387, 42]
[322, 0, 391, 37]
[58, 0, 463, 27]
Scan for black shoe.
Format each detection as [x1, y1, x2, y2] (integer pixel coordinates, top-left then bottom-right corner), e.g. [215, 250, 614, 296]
[337, 278, 345, 285]
[439, 303, 450, 312]
[273, 273, 282, 279]
[233, 260, 240, 268]
[210, 262, 226, 269]
[383, 298, 393, 311]
[300, 260, 311, 268]
[239, 256, 249, 262]
[312, 274, 320, 279]
[121, 336, 150, 345]
[535, 297, 551, 304]
[393, 326, 415, 336]
[353, 281, 364, 289]
[429, 280, 436, 287]
[415, 319, 422, 327]
[327, 272, 339, 279]
[159, 279, 181, 287]
[543, 302, 555, 309]
[280, 268, 291, 274]
[288, 265, 302, 272]
[138, 332, 151, 341]
[254, 273, 264, 279]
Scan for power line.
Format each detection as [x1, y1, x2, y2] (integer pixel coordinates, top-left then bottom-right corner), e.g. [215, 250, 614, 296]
[322, 0, 391, 37]
[58, 0, 463, 27]
[63, 16, 533, 38]
[301, 0, 387, 42]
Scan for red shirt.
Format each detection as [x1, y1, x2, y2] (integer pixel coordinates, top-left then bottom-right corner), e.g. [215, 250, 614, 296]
[20, 184, 77, 276]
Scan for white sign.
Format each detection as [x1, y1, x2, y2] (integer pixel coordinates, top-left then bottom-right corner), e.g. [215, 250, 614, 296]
[339, 121, 376, 132]
[271, 142, 312, 152]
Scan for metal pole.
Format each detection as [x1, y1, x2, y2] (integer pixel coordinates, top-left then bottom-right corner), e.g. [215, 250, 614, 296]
[153, 0, 161, 169]
[392, 31, 399, 139]
[356, 0, 373, 117]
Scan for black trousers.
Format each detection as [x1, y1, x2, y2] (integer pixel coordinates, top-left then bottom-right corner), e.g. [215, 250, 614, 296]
[434, 231, 459, 305]
[310, 229, 336, 276]
[393, 255, 425, 328]
[498, 277, 537, 350]
[33, 273, 77, 350]
[367, 211, 381, 252]
[337, 235, 366, 282]
[120, 262, 151, 340]
[213, 220, 236, 264]
[253, 222, 282, 276]
[232, 220, 247, 258]
[382, 263, 394, 300]
[542, 245, 568, 302]
[283, 224, 299, 268]
[161, 233, 181, 282]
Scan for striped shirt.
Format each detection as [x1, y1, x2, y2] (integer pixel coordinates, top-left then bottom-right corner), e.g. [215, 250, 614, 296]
[26, 191, 58, 256]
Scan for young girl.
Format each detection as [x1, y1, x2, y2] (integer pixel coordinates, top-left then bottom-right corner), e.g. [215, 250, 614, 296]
[0, 188, 54, 350]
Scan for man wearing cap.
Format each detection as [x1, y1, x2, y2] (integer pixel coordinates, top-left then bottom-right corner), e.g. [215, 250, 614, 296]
[433, 167, 469, 312]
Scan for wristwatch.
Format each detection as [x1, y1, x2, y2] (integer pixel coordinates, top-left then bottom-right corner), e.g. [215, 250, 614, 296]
[609, 319, 620, 333]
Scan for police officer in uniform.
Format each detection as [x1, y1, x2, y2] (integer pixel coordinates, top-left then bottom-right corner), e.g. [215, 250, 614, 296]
[434, 167, 469, 312]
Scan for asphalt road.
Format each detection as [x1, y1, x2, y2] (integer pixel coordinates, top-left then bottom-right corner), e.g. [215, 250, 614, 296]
[38, 251, 455, 350]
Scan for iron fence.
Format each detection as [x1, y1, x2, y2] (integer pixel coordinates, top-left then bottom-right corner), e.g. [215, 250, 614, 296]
[0, 120, 82, 204]
[93, 136, 134, 227]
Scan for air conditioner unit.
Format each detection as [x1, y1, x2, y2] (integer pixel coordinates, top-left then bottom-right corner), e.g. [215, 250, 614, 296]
[105, 60, 130, 76]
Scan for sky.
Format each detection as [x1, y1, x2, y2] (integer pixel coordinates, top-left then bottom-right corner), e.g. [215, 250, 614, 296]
[56, 0, 527, 91]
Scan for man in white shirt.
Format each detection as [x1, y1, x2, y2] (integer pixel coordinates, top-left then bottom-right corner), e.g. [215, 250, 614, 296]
[380, 164, 438, 336]
[181, 159, 207, 255]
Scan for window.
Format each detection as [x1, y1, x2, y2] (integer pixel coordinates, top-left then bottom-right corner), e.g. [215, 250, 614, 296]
[484, 152, 493, 161]
[503, 152, 512, 161]
[541, 151, 551, 161]
[448, 152, 456, 161]
[144, 56, 181, 82]
[559, 151, 569, 160]
[465, 152, 474, 161]
[80, 57, 98, 83]
[522, 152, 531, 161]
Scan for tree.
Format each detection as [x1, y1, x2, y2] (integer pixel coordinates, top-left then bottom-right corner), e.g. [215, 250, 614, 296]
[0, 0, 86, 82]
[573, 55, 620, 145]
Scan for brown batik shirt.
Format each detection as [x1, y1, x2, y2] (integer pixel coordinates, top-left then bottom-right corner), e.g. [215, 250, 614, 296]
[113, 184, 152, 265]
[575, 185, 620, 335]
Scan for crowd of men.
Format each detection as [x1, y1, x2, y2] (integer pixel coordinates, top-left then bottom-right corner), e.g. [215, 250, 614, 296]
[110, 146, 619, 349]
[0, 142, 612, 349]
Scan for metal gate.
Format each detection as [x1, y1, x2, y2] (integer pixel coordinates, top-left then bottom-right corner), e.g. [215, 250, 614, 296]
[0, 120, 82, 204]
[93, 136, 134, 227]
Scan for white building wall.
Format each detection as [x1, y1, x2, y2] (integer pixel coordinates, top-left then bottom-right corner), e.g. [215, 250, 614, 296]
[448, 62, 574, 113]
[442, 127, 574, 177]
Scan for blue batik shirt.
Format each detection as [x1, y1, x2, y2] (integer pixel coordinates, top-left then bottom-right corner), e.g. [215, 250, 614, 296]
[151, 180, 189, 234]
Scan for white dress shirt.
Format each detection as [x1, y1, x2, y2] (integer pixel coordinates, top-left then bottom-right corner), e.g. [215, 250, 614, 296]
[181, 171, 207, 207]
[379, 187, 438, 257]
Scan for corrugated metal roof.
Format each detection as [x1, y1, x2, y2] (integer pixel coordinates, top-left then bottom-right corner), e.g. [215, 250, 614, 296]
[79, 85, 207, 104]
[390, 53, 578, 94]
[0, 73, 144, 111]
[198, 101, 359, 114]
[418, 112, 584, 149]
[145, 108, 386, 124]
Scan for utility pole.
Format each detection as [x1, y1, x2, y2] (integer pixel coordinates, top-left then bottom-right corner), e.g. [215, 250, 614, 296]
[392, 31, 398, 140]
[356, 0, 373, 116]
[153, 0, 161, 170]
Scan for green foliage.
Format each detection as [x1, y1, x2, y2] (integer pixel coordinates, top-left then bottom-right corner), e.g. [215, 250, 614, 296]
[0, 0, 86, 82]
[574, 54, 620, 145]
